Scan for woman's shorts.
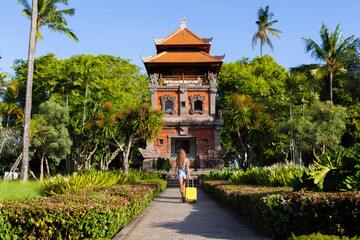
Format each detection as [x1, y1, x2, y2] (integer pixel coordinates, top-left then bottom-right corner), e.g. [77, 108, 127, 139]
[177, 170, 188, 179]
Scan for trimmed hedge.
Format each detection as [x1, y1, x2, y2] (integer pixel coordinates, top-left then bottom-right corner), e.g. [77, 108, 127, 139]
[202, 180, 360, 239]
[289, 233, 360, 240]
[0, 180, 166, 239]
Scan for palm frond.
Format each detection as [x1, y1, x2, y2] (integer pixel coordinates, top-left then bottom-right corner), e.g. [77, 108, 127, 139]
[302, 37, 327, 61]
[58, 8, 75, 16]
[18, 0, 30, 11]
[21, 9, 31, 19]
[311, 65, 331, 79]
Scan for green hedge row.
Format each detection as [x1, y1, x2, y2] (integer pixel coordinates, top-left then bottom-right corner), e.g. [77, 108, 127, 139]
[289, 233, 360, 240]
[0, 180, 166, 239]
[202, 180, 360, 239]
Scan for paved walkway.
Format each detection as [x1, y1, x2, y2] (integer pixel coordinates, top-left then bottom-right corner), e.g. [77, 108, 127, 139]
[113, 187, 270, 240]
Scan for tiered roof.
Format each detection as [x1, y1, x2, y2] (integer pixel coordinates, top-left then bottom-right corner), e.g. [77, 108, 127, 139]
[142, 51, 223, 63]
[142, 16, 224, 66]
[154, 27, 212, 53]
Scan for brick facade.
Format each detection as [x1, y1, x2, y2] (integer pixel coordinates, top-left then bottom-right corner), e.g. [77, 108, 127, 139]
[139, 18, 227, 170]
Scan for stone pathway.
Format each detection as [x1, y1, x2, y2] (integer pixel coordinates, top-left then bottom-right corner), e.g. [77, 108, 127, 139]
[113, 187, 270, 240]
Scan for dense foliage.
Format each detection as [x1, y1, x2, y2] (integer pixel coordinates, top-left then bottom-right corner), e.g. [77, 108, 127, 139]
[204, 164, 308, 187]
[2, 53, 152, 177]
[202, 180, 360, 239]
[42, 170, 128, 195]
[0, 183, 165, 239]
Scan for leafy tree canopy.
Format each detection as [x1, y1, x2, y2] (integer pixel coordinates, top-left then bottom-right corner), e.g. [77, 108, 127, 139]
[218, 55, 286, 108]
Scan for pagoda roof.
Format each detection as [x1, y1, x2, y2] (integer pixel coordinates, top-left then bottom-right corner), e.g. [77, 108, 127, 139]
[154, 27, 212, 46]
[142, 51, 223, 64]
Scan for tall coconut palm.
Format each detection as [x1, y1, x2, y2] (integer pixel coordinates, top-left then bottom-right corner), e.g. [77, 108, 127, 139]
[302, 23, 360, 106]
[252, 5, 282, 57]
[19, 0, 77, 181]
[20, 0, 37, 181]
[18, 0, 78, 54]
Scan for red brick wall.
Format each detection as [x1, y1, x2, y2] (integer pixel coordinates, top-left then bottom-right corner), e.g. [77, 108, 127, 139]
[153, 126, 214, 157]
[188, 126, 214, 155]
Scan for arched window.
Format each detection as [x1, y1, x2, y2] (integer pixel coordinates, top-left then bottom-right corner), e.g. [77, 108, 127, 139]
[160, 94, 176, 114]
[194, 100, 202, 111]
[165, 100, 173, 112]
[189, 94, 205, 114]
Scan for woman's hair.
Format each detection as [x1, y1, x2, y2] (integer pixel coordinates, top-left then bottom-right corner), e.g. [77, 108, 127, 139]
[176, 149, 186, 168]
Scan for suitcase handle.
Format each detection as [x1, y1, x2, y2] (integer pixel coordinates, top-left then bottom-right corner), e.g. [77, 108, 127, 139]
[187, 178, 194, 187]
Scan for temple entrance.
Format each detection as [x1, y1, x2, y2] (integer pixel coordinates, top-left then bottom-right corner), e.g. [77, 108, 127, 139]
[170, 137, 197, 160]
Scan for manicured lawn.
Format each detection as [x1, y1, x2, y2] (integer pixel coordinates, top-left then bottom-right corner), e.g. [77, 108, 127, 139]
[0, 180, 43, 200]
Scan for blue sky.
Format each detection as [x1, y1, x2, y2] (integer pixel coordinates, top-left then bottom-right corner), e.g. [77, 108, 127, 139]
[1, 0, 360, 76]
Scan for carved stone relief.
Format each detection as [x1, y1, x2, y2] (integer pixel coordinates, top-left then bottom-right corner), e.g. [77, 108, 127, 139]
[138, 148, 160, 158]
[179, 126, 188, 136]
[149, 73, 159, 87]
[208, 72, 219, 93]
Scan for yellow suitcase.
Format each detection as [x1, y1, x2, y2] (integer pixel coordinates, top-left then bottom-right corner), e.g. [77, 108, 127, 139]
[185, 179, 197, 203]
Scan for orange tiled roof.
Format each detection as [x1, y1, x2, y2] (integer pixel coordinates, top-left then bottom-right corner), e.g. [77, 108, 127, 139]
[143, 51, 223, 63]
[155, 28, 210, 45]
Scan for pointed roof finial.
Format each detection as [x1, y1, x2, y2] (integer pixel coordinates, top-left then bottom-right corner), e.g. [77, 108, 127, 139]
[180, 15, 186, 29]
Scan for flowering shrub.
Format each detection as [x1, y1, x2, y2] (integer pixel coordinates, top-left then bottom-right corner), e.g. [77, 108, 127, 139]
[42, 170, 128, 195]
[202, 180, 360, 239]
[0, 182, 165, 239]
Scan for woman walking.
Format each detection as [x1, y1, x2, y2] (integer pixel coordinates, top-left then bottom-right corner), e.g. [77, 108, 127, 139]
[175, 149, 191, 203]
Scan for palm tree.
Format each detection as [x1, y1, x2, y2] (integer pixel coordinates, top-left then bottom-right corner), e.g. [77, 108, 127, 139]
[0, 73, 18, 98]
[302, 23, 360, 106]
[79, 59, 99, 133]
[19, 0, 77, 181]
[252, 5, 282, 57]
[20, 0, 37, 181]
[18, 0, 78, 54]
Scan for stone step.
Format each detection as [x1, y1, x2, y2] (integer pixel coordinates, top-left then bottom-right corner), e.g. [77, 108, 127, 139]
[166, 178, 200, 188]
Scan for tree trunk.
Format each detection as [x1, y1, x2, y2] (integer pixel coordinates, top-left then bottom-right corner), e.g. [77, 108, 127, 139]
[0, 127, 8, 154]
[329, 71, 333, 106]
[312, 144, 320, 162]
[40, 150, 45, 182]
[106, 148, 121, 170]
[122, 139, 132, 175]
[260, 43, 263, 57]
[45, 157, 50, 175]
[81, 80, 88, 133]
[20, 0, 38, 182]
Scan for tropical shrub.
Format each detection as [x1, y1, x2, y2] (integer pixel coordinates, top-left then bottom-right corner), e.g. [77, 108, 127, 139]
[128, 169, 162, 182]
[229, 163, 308, 187]
[202, 180, 360, 239]
[203, 168, 238, 181]
[293, 147, 360, 192]
[42, 170, 128, 195]
[0, 183, 165, 239]
[289, 232, 360, 240]
[153, 157, 171, 172]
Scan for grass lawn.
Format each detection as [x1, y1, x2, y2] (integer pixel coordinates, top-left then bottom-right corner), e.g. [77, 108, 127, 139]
[0, 180, 43, 200]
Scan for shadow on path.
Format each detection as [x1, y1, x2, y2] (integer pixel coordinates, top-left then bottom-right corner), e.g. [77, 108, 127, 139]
[114, 187, 270, 240]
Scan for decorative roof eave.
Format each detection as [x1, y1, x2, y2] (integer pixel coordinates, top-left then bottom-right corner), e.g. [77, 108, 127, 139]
[142, 51, 223, 64]
[202, 37, 213, 44]
[214, 54, 226, 60]
[153, 38, 163, 43]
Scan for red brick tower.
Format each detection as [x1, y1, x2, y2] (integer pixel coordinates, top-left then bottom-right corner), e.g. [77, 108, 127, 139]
[139, 16, 226, 170]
